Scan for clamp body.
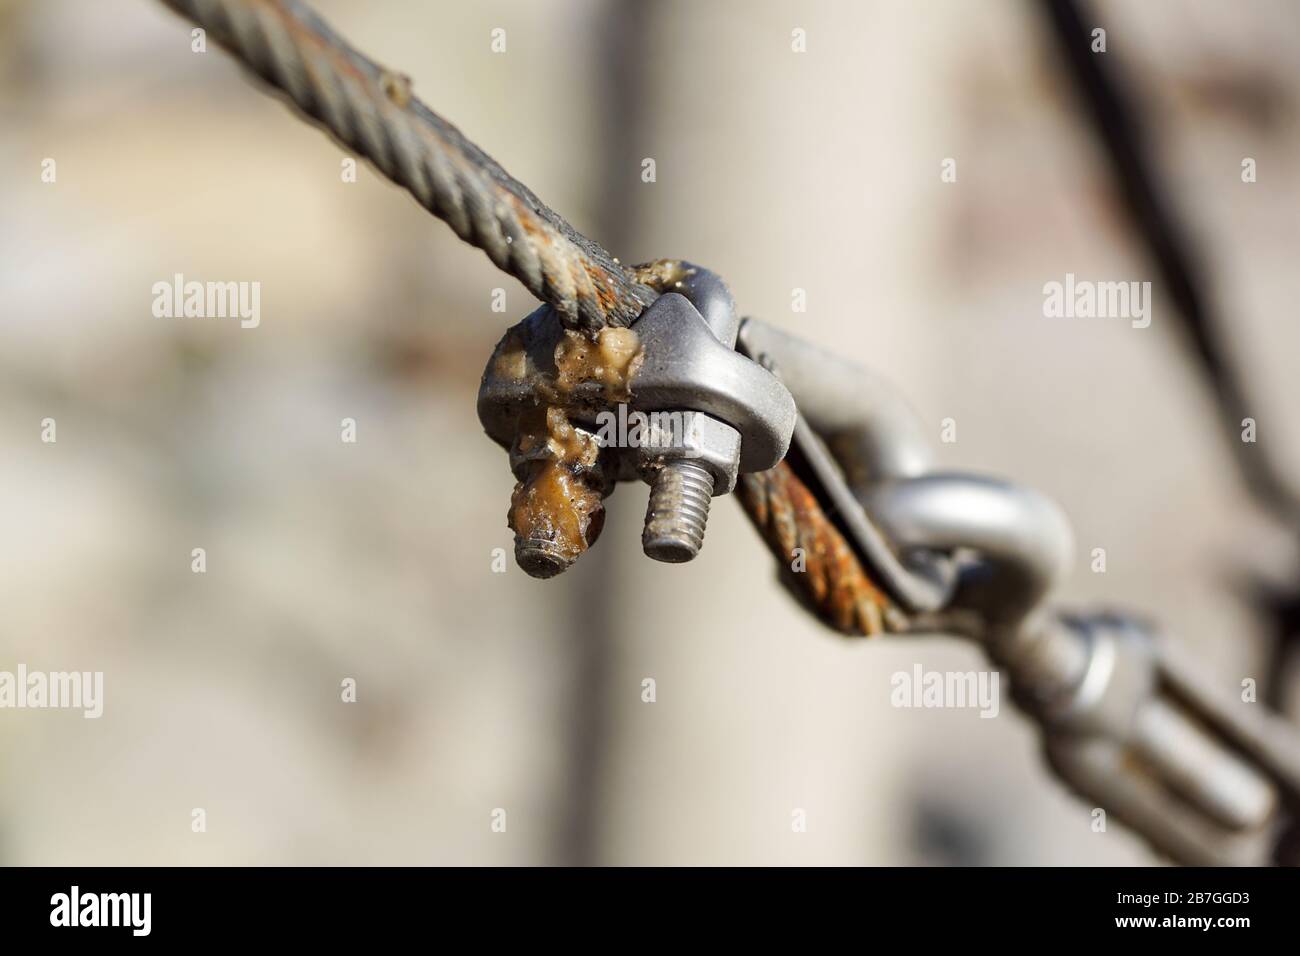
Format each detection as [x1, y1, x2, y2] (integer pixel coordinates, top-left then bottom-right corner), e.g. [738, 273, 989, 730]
[477, 264, 796, 574]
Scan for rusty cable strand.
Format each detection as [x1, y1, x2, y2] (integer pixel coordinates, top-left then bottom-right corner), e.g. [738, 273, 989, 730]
[161, 1, 898, 635]
[159, 0, 657, 334]
[737, 463, 895, 637]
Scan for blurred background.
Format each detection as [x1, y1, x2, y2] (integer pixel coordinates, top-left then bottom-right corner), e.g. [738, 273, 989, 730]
[2, 0, 1299, 865]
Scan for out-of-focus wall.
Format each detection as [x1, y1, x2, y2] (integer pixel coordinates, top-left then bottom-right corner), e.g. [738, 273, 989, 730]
[1, 0, 1297, 865]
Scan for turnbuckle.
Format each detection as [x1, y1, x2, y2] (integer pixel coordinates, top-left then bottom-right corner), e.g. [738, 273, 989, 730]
[476, 263, 796, 577]
[1032, 611, 1300, 865]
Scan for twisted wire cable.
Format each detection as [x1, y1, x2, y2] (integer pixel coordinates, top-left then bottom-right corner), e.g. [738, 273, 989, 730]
[160, 0, 658, 334]
[738, 463, 894, 637]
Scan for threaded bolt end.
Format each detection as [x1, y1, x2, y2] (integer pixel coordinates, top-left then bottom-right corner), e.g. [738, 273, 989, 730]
[642, 461, 714, 563]
[515, 538, 574, 579]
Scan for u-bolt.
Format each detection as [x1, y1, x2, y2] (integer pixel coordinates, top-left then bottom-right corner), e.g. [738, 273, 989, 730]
[639, 265, 739, 564]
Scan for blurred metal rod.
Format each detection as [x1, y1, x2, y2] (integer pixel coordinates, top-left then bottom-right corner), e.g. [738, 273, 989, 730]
[159, 0, 657, 333]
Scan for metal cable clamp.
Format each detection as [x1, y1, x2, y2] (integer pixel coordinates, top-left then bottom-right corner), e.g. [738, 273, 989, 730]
[477, 264, 796, 577]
